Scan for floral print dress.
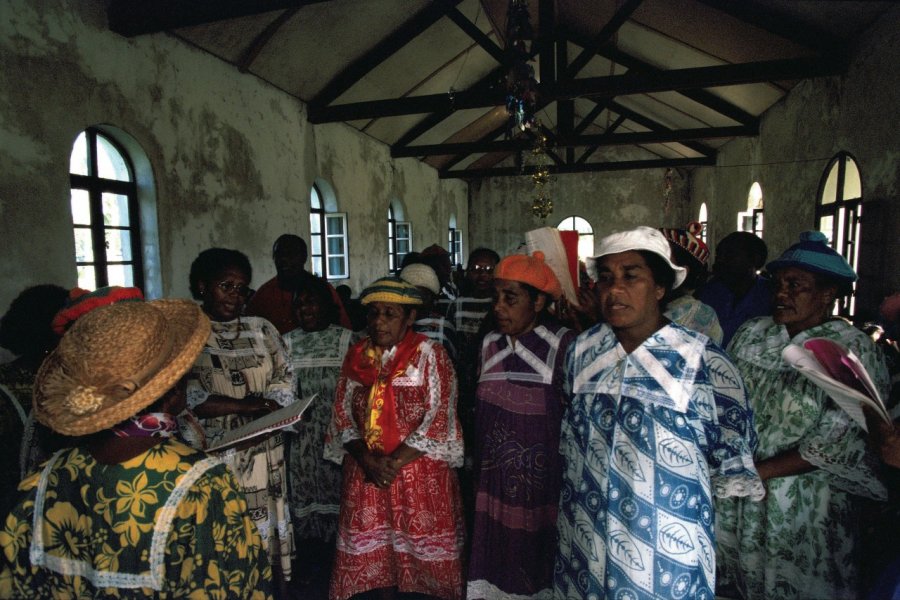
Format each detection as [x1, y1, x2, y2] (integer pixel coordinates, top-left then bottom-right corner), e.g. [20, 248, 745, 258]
[0, 438, 272, 598]
[716, 317, 890, 599]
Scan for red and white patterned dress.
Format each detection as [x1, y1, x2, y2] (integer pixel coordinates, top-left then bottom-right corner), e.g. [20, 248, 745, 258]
[325, 334, 465, 600]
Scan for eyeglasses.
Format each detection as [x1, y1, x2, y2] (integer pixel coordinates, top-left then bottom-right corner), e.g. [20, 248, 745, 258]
[216, 281, 252, 297]
[468, 265, 495, 273]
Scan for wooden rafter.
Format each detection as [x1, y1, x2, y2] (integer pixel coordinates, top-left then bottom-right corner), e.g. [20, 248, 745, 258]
[309, 0, 465, 110]
[445, 8, 506, 65]
[309, 55, 839, 123]
[392, 125, 754, 158]
[564, 0, 643, 79]
[440, 157, 716, 179]
[237, 8, 299, 72]
[108, 0, 330, 37]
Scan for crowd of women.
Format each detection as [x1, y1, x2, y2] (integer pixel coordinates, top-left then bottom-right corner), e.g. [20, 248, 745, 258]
[0, 223, 897, 600]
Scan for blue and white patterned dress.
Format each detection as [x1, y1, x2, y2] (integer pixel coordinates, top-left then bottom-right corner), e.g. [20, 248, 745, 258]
[554, 322, 764, 600]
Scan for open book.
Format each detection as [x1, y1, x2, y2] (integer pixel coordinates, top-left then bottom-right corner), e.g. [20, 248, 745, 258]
[782, 338, 889, 431]
[525, 227, 580, 306]
[206, 393, 318, 452]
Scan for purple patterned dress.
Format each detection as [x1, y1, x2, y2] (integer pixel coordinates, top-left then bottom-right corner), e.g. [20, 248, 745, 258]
[466, 322, 574, 600]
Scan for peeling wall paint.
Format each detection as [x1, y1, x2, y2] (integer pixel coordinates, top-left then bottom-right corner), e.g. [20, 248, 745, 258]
[0, 0, 466, 317]
[469, 167, 692, 258]
[691, 4, 900, 310]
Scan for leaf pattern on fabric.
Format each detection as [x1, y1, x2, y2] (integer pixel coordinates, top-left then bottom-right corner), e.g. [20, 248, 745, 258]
[657, 438, 693, 469]
[613, 443, 645, 483]
[574, 517, 599, 561]
[706, 354, 742, 390]
[697, 534, 713, 572]
[659, 522, 695, 555]
[608, 530, 644, 570]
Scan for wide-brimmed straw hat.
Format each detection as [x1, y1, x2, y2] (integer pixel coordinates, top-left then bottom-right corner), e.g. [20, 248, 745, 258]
[34, 299, 210, 436]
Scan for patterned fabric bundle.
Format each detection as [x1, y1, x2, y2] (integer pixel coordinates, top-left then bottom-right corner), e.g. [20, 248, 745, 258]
[659, 222, 710, 266]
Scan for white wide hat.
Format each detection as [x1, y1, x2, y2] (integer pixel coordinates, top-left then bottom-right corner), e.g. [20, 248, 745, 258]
[588, 226, 687, 289]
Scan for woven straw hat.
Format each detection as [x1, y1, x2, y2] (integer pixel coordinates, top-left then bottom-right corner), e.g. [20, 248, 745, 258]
[34, 299, 210, 436]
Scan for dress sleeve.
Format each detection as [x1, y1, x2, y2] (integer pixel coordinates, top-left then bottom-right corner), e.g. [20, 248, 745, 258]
[259, 319, 295, 408]
[402, 343, 464, 467]
[702, 343, 765, 501]
[323, 373, 362, 465]
[797, 333, 890, 500]
[167, 465, 274, 599]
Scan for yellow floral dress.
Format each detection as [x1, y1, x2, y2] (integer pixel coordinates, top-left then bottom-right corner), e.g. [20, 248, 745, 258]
[0, 438, 273, 599]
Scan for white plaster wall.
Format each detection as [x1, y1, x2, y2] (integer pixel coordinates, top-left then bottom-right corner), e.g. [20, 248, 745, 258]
[692, 5, 900, 304]
[469, 165, 692, 257]
[0, 0, 467, 320]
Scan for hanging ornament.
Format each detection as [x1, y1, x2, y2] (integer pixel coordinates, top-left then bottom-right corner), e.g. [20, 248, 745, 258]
[528, 130, 553, 220]
[504, 0, 537, 137]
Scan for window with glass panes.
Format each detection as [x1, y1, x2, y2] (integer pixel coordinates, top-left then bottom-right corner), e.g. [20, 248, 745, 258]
[698, 203, 709, 244]
[556, 215, 594, 262]
[448, 227, 462, 267]
[69, 128, 143, 291]
[309, 183, 348, 280]
[387, 205, 411, 273]
[817, 152, 863, 316]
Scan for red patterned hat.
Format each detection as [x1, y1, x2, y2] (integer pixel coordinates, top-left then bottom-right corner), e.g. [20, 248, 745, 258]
[659, 222, 709, 266]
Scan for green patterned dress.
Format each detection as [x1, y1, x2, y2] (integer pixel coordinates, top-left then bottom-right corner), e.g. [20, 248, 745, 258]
[716, 317, 889, 599]
[283, 324, 356, 542]
[0, 438, 273, 598]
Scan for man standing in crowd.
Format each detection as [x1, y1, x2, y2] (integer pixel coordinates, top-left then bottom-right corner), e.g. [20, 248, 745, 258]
[697, 231, 772, 346]
[246, 234, 351, 332]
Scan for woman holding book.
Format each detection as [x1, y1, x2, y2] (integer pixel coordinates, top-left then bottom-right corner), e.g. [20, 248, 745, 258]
[326, 277, 465, 600]
[716, 231, 890, 599]
[185, 248, 296, 589]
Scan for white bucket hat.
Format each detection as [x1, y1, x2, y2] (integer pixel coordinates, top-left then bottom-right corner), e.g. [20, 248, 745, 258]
[588, 226, 687, 289]
[400, 263, 441, 296]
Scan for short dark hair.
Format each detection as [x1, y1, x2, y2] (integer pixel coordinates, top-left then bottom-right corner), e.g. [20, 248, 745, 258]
[636, 250, 677, 310]
[189, 248, 252, 300]
[292, 275, 340, 325]
[0, 284, 69, 357]
[467, 247, 500, 267]
[717, 232, 768, 268]
[272, 234, 307, 257]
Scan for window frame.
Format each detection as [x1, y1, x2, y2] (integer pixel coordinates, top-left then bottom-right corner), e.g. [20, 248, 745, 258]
[816, 152, 863, 316]
[387, 205, 411, 273]
[448, 227, 463, 267]
[69, 127, 144, 291]
[309, 181, 348, 280]
[556, 215, 595, 262]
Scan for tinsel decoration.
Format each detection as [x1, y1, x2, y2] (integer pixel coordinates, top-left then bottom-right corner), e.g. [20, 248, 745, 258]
[530, 132, 553, 219]
[505, 0, 537, 136]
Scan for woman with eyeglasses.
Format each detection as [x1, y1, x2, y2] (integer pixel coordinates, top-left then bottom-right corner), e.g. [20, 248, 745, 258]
[186, 247, 296, 593]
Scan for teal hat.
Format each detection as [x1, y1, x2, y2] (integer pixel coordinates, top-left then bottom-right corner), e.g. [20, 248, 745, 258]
[766, 231, 857, 285]
[359, 277, 423, 305]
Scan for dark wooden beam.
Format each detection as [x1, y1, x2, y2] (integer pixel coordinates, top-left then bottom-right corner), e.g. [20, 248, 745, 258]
[309, 0, 464, 109]
[310, 56, 832, 123]
[237, 8, 299, 72]
[439, 123, 509, 171]
[555, 34, 574, 163]
[573, 99, 612, 135]
[565, 30, 760, 127]
[440, 156, 716, 179]
[577, 114, 626, 164]
[392, 67, 505, 148]
[606, 100, 715, 157]
[565, 0, 643, 79]
[393, 125, 753, 157]
[445, 8, 506, 65]
[694, 0, 842, 55]
[559, 56, 839, 98]
[108, 0, 330, 37]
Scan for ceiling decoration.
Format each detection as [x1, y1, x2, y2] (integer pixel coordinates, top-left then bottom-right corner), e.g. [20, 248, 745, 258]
[106, 0, 891, 179]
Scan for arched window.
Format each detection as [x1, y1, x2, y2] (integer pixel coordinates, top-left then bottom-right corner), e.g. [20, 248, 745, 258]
[737, 182, 764, 238]
[817, 152, 863, 315]
[387, 202, 411, 273]
[556, 215, 594, 262]
[698, 203, 708, 244]
[448, 214, 462, 267]
[309, 179, 348, 280]
[69, 128, 143, 291]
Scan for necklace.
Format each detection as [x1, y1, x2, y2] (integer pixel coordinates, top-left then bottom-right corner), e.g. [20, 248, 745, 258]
[219, 315, 242, 341]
